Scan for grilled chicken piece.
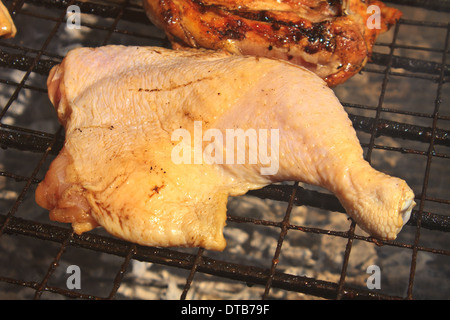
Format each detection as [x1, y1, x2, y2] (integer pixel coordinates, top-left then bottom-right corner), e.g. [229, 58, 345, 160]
[36, 46, 415, 250]
[143, 0, 401, 86]
[0, 0, 16, 38]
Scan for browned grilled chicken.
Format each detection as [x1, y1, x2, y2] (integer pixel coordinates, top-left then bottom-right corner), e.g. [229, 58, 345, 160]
[0, 0, 16, 38]
[143, 0, 401, 86]
[36, 46, 415, 251]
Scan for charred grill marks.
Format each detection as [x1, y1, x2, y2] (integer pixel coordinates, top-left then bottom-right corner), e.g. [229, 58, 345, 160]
[189, 1, 335, 51]
[217, 18, 247, 40]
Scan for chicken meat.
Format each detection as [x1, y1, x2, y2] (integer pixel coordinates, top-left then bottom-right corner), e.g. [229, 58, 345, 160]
[143, 0, 401, 87]
[0, 0, 16, 38]
[36, 45, 415, 251]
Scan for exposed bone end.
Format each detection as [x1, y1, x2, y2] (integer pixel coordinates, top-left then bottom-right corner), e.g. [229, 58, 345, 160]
[400, 191, 415, 227]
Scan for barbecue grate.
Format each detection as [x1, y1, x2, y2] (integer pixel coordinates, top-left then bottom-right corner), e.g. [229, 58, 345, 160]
[0, 0, 449, 300]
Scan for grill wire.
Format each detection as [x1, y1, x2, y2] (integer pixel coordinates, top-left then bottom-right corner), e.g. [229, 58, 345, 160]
[0, 0, 449, 300]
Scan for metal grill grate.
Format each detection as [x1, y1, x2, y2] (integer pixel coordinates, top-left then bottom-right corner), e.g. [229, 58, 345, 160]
[0, 0, 449, 300]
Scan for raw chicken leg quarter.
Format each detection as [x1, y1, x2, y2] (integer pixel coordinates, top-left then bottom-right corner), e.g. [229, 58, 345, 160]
[36, 45, 415, 251]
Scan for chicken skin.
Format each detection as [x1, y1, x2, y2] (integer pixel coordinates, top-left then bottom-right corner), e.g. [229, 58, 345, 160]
[36, 46, 415, 250]
[0, 0, 16, 38]
[142, 0, 402, 86]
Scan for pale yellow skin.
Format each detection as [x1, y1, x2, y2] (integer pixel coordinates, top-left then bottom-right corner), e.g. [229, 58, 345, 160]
[37, 46, 415, 251]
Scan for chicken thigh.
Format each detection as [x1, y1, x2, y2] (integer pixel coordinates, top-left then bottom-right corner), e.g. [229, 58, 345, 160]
[0, 0, 16, 38]
[143, 0, 402, 86]
[36, 45, 415, 250]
